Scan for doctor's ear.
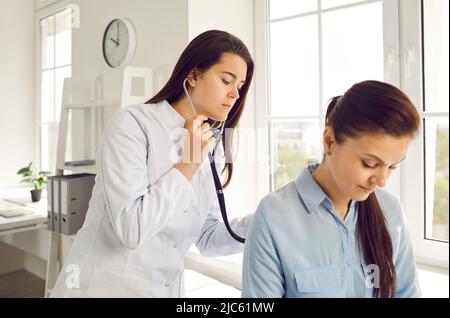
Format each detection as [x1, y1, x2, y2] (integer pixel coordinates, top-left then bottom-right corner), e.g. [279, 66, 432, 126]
[187, 69, 199, 87]
[323, 126, 336, 156]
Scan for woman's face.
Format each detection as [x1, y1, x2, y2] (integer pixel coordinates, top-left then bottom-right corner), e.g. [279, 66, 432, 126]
[189, 52, 247, 121]
[325, 129, 412, 202]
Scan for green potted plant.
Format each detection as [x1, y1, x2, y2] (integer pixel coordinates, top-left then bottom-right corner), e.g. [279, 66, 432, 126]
[16, 162, 51, 202]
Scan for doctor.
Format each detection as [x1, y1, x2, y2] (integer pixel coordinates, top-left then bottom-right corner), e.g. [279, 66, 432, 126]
[51, 30, 254, 297]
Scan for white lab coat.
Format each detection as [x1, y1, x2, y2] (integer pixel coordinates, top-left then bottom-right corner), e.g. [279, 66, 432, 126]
[50, 100, 252, 298]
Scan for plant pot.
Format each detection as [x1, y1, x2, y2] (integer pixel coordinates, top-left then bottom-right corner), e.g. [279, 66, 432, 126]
[30, 189, 42, 202]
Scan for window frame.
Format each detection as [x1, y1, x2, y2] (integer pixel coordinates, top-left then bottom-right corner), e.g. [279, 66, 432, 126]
[35, 1, 74, 173]
[400, 0, 449, 268]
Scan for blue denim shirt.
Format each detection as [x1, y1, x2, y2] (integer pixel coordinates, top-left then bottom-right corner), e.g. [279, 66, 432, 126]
[242, 164, 421, 298]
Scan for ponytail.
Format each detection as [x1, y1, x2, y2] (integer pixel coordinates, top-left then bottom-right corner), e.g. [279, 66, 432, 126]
[357, 193, 397, 297]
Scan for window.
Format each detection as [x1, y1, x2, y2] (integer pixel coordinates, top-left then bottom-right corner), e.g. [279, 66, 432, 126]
[40, 8, 72, 173]
[266, 0, 386, 190]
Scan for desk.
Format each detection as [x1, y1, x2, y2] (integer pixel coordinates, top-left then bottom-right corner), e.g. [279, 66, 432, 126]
[0, 188, 79, 297]
[0, 188, 49, 290]
[0, 188, 47, 235]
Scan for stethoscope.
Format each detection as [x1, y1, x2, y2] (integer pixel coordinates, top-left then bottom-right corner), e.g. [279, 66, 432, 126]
[183, 78, 245, 243]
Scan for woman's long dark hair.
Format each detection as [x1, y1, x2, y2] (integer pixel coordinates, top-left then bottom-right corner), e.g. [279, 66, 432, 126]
[325, 80, 419, 298]
[146, 30, 254, 188]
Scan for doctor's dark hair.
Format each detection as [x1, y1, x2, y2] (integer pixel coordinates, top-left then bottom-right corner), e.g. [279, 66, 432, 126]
[147, 30, 254, 188]
[325, 80, 419, 298]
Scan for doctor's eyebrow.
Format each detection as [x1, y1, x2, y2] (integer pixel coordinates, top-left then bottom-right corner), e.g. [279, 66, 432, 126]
[362, 153, 406, 166]
[221, 71, 245, 84]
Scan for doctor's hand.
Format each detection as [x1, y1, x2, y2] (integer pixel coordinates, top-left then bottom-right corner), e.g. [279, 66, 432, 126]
[175, 115, 216, 181]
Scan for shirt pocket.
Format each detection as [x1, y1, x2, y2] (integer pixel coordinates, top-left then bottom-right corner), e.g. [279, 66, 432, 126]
[293, 264, 341, 297]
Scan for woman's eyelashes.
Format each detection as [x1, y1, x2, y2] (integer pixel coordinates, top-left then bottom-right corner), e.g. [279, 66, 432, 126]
[222, 78, 243, 91]
[362, 160, 398, 170]
[362, 161, 376, 169]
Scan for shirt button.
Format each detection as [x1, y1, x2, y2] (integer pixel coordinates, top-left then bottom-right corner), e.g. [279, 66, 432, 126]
[347, 261, 352, 267]
[173, 242, 178, 248]
[183, 210, 188, 213]
[165, 282, 170, 288]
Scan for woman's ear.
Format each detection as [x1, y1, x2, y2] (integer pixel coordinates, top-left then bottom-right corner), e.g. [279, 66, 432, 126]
[323, 126, 336, 155]
[187, 69, 199, 87]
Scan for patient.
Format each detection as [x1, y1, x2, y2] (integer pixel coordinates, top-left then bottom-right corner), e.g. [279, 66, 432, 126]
[242, 80, 421, 298]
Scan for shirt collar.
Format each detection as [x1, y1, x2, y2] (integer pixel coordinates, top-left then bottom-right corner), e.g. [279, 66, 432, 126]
[294, 164, 358, 227]
[294, 163, 331, 214]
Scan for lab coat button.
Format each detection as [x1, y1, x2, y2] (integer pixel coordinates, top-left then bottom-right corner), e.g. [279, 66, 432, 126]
[347, 261, 352, 267]
[183, 210, 188, 213]
[165, 282, 170, 287]
[173, 242, 178, 248]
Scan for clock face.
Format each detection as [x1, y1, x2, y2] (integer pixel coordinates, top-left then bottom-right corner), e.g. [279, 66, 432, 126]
[102, 19, 135, 68]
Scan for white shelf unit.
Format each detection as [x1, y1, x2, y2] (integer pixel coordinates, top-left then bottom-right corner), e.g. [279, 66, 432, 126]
[45, 67, 153, 297]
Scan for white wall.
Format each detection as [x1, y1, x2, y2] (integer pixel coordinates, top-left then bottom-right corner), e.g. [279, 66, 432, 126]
[35, 0, 61, 10]
[0, 0, 35, 189]
[188, 0, 258, 219]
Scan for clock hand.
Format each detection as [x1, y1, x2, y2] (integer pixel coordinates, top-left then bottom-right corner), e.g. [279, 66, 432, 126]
[116, 22, 120, 44]
[109, 37, 119, 46]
